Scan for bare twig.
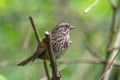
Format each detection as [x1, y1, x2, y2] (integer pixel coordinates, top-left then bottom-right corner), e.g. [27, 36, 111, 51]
[45, 31, 61, 80]
[100, 30, 120, 80]
[2, 58, 120, 67]
[29, 16, 50, 80]
[23, 27, 32, 50]
[84, 0, 99, 13]
[85, 43, 103, 59]
[106, 6, 117, 58]
[108, 47, 120, 53]
[59, 58, 120, 67]
[109, 0, 117, 9]
[43, 61, 51, 80]
[29, 16, 41, 43]
[100, 0, 120, 80]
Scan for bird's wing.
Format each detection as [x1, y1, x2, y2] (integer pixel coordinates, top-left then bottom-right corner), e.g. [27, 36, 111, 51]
[32, 40, 48, 61]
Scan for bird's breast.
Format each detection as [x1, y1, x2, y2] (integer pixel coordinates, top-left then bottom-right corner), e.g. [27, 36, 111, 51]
[51, 34, 70, 59]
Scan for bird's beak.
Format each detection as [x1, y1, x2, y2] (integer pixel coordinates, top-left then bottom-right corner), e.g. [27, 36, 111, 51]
[70, 26, 75, 30]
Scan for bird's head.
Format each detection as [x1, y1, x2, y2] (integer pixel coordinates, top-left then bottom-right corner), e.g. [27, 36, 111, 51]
[52, 22, 75, 34]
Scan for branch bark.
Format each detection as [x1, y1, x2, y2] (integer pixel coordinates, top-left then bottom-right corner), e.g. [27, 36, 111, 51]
[100, 29, 120, 80]
[85, 43, 103, 59]
[100, 0, 120, 79]
[59, 58, 120, 67]
[45, 31, 61, 80]
[29, 16, 50, 80]
[84, 0, 99, 13]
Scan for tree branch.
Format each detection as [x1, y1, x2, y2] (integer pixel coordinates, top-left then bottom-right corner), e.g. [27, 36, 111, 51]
[29, 16, 50, 80]
[2, 58, 120, 67]
[100, 0, 120, 79]
[45, 31, 61, 80]
[84, 0, 99, 13]
[106, 5, 117, 58]
[85, 43, 103, 59]
[22, 27, 32, 50]
[29, 16, 41, 43]
[109, 0, 117, 10]
[59, 58, 120, 67]
[100, 29, 120, 80]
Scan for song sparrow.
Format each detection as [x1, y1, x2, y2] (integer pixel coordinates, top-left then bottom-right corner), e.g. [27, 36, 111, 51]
[18, 23, 74, 66]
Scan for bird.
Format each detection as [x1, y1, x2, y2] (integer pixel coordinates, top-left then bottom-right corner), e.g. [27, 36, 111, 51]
[18, 22, 74, 66]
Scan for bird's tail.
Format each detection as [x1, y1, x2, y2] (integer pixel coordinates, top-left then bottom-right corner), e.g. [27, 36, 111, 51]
[17, 55, 34, 66]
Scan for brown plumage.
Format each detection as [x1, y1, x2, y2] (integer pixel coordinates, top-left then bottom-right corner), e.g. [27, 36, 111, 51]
[18, 23, 74, 66]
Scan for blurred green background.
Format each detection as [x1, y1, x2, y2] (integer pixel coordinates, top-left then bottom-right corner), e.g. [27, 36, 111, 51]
[0, 0, 120, 80]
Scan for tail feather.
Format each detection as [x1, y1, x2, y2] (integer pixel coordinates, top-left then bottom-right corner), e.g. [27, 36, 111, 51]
[17, 55, 34, 66]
